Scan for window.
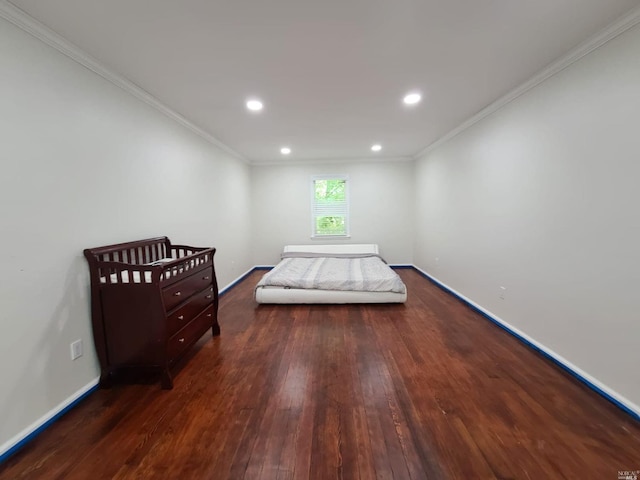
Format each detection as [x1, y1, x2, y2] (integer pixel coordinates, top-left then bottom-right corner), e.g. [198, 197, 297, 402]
[311, 175, 349, 237]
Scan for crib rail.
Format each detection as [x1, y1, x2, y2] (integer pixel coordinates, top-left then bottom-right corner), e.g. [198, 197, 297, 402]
[162, 247, 213, 284]
[85, 238, 214, 287]
[87, 236, 171, 266]
[170, 244, 208, 258]
[96, 261, 161, 285]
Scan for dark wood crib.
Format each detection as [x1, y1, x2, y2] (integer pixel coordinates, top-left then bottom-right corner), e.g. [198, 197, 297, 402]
[84, 237, 219, 389]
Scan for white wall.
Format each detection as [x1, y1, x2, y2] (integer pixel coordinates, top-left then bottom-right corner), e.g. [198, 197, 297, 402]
[414, 24, 640, 410]
[0, 17, 252, 453]
[251, 160, 415, 265]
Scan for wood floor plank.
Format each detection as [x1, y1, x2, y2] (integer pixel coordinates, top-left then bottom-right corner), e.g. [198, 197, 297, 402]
[2, 269, 639, 479]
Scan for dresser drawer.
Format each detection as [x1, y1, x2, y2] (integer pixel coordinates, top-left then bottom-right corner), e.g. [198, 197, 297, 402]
[168, 305, 215, 361]
[166, 286, 215, 336]
[162, 267, 213, 311]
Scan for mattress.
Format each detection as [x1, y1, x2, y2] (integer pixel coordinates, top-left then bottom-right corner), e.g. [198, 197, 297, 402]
[255, 244, 407, 304]
[255, 286, 406, 304]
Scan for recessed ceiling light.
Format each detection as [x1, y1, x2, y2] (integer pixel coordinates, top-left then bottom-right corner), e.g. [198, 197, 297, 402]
[403, 92, 422, 105]
[371, 144, 382, 152]
[280, 147, 291, 155]
[246, 99, 263, 111]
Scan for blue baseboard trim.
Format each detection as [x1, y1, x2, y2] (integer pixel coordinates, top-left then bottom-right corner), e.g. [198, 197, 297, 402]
[0, 383, 99, 465]
[219, 268, 257, 297]
[411, 266, 640, 423]
[390, 264, 413, 269]
[219, 266, 274, 297]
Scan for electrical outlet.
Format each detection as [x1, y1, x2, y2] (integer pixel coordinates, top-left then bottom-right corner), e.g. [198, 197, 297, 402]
[499, 286, 507, 300]
[70, 339, 83, 360]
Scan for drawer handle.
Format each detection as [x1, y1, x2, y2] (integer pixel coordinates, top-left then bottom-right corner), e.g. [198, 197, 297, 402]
[203, 276, 210, 280]
[178, 315, 184, 320]
[207, 313, 212, 317]
[178, 338, 185, 343]
[174, 291, 182, 297]
[205, 295, 212, 299]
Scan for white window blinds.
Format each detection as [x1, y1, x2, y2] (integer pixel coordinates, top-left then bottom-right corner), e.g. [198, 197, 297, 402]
[311, 175, 349, 237]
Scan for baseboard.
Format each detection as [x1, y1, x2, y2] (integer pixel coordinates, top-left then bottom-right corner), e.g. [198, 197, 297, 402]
[219, 266, 259, 296]
[390, 264, 413, 269]
[411, 265, 640, 422]
[218, 266, 275, 296]
[0, 378, 99, 464]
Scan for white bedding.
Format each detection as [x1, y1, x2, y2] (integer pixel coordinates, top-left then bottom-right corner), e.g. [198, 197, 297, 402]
[257, 255, 405, 293]
[255, 244, 407, 304]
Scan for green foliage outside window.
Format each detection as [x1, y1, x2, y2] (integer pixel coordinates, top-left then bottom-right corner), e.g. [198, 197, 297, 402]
[314, 179, 347, 236]
[314, 179, 345, 202]
[316, 216, 346, 235]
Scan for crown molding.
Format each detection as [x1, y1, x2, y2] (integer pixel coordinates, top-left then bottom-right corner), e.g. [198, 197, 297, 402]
[414, 4, 640, 160]
[0, 0, 247, 163]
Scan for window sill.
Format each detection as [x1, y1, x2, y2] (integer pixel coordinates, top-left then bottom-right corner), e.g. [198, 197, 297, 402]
[310, 235, 351, 240]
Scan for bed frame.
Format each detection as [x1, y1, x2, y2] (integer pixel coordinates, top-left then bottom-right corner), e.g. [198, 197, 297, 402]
[255, 244, 407, 304]
[84, 237, 219, 388]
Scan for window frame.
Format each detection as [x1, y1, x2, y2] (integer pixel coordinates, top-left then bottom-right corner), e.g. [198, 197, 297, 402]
[310, 174, 350, 239]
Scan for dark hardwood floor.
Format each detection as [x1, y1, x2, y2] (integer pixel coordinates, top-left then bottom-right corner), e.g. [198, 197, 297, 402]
[2, 269, 639, 479]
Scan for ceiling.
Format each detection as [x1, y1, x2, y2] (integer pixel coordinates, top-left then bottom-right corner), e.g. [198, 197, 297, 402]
[7, 0, 640, 164]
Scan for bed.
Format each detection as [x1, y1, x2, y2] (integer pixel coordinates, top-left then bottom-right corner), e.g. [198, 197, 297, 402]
[255, 244, 407, 304]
